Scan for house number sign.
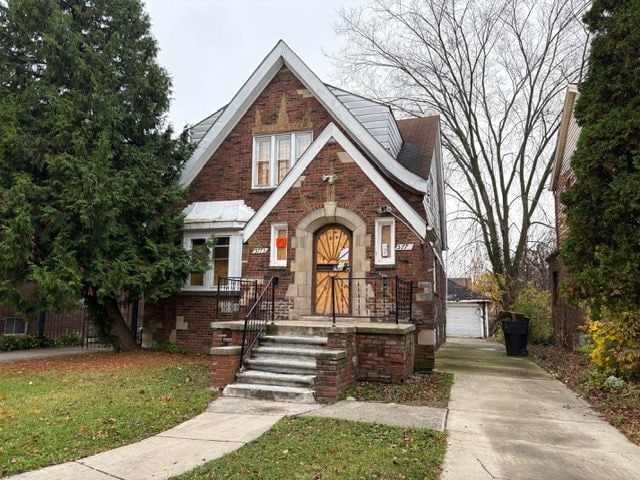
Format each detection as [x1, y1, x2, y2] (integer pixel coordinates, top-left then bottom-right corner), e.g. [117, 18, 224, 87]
[395, 244, 414, 251]
[251, 248, 269, 254]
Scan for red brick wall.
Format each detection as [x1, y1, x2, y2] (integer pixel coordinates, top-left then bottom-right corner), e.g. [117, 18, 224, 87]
[210, 351, 241, 389]
[242, 140, 435, 315]
[316, 332, 357, 402]
[186, 67, 336, 212]
[550, 153, 585, 351]
[146, 65, 446, 355]
[355, 331, 415, 382]
[548, 252, 585, 350]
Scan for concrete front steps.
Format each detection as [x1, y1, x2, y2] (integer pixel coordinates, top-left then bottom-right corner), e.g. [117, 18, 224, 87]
[222, 328, 344, 403]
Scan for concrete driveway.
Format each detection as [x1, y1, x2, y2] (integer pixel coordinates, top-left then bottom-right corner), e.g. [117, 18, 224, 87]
[438, 338, 640, 480]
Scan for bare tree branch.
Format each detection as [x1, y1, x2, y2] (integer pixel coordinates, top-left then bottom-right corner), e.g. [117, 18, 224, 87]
[333, 0, 589, 305]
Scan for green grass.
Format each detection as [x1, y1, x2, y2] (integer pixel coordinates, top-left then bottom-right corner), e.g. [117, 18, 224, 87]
[345, 372, 454, 408]
[173, 416, 447, 480]
[0, 353, 214, 476]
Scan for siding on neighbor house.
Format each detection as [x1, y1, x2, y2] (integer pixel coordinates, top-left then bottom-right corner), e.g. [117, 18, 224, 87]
[555, 109, 581, 245]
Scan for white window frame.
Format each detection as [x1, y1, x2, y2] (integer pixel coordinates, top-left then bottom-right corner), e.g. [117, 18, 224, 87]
[3, 317, 28, 335]
[375, 217, 396, 265]
[270, 223, 288, 267]
[182, 232, 243, 291]
[252, 131, 313, 189]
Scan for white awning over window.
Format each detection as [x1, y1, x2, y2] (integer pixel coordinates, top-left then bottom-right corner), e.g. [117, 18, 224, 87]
[183, 200, 255, 230]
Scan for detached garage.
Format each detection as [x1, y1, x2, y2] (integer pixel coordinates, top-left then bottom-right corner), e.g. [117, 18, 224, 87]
[446, 278, 491, 338]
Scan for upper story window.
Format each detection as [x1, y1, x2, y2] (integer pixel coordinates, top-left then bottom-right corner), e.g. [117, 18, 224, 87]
[252, 131, 313, 189]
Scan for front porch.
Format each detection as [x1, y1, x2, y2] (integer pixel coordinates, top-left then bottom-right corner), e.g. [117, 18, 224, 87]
[210, 319, 416, 402]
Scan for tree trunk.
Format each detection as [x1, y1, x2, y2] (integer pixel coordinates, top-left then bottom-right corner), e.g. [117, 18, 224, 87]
[104, 297, 138, 352]
[86, 293, 138, 353]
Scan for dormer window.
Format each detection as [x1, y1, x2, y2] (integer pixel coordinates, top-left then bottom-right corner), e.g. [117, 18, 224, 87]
[252, 131, 312, 188]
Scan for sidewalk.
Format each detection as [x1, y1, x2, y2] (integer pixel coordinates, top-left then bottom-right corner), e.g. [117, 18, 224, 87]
[9, 395, 447, 480]
[438, 338, 640, 480]
[0, 346, 111, 363]
[10, 398, 319, 480]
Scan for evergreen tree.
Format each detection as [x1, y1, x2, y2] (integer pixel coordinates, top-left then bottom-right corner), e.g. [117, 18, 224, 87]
[0, 0, 194, 350]
[561, 0, 640, 313]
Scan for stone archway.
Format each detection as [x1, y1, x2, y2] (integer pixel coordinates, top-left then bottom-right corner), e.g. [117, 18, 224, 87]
[286, 205, 370, 318]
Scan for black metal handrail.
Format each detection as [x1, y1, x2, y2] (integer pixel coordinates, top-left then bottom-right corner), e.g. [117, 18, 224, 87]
[329, 275, 413, 325]
[239, 276, 278, 369]
[215, 277, 259, 321]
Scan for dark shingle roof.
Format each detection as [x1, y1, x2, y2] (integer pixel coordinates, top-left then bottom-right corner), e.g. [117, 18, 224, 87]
[395, 116, 440, 179]
[447, 278, 491, 302]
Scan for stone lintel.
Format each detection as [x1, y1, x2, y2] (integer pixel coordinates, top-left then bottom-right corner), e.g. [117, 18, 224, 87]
[210, 346, 242, 356]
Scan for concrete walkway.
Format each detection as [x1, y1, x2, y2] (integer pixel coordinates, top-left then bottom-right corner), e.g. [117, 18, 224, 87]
[438, 338, 640, 480]
[0, 346, 111, 363]
[9, 394, 448, 479]
[10, 398, 319, 480]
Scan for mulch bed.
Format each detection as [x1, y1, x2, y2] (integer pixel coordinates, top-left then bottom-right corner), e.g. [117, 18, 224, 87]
[0, 350, 209, 374]
[529, 344, 640, 445]
[344, 372, 453, 408]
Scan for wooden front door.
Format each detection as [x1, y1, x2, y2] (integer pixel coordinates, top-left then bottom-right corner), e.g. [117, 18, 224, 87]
[314, 225, 351, 315]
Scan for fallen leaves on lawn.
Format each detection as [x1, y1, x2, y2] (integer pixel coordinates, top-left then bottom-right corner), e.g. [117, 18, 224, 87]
[0, 351, 208, 375]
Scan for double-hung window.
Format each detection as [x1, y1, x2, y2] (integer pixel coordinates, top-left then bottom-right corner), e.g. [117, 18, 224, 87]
[252, 131, 312, 188]
[3, 317, 27, 335]
[375, 218, 396, 265]
[185, 234, 242, 290]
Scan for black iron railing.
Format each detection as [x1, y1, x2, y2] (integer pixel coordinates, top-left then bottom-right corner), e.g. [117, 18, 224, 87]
[239, 276, 278, 369]
[215, 277, 260, 321]
[328, 275, 413, 326]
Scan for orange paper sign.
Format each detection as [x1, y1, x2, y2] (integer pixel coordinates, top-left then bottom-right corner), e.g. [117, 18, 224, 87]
[276, 237, 288, 248]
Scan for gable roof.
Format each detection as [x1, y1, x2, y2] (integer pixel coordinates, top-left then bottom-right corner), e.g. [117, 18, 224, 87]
[396, 116, 439, 179]
[180, 40, 428, 193]
[550, 84, 580, 191]
[243, 122, 427, 242]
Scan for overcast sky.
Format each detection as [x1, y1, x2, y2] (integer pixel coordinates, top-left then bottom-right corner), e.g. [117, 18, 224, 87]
[145, 0, 367, 130]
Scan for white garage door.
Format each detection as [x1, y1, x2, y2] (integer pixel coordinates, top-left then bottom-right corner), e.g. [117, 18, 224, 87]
[447, 303, 484, 338]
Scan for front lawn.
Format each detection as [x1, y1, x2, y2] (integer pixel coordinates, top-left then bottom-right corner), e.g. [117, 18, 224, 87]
[0, 351, 214, 476]
[345, 372, 454, 407]
[173, 416, 447, 480]
[529, 345, 640, 445]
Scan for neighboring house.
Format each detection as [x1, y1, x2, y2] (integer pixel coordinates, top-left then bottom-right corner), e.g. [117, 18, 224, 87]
[548, 84, 585, 349]
[145, 41, 447, 394]
[0, 305, 86, 341]
[446, 278, 490, 338]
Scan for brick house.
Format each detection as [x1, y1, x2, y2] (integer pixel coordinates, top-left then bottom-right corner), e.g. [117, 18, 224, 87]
[548, 84, 585, 349]
[146, 41, 447, 401]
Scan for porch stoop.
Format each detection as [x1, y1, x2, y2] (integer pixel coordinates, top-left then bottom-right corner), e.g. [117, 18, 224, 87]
[222, 330, 346, 403]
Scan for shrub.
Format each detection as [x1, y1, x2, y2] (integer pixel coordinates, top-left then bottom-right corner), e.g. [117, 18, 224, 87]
[586, 309, 640, 381]
[56, 333, 82, 347]
[512, 284, 553, 344]
[0, 335, 40, 351]
[0, 334, 77, 351]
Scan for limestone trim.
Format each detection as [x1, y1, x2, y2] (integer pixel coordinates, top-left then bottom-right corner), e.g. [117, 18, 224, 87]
[287, 206, 371, 318]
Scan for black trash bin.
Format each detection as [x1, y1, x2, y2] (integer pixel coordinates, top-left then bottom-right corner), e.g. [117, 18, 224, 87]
[499, 311, 529, 356]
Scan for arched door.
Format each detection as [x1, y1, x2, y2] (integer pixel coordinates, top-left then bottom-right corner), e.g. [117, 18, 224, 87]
[313, 225, 351, 315]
